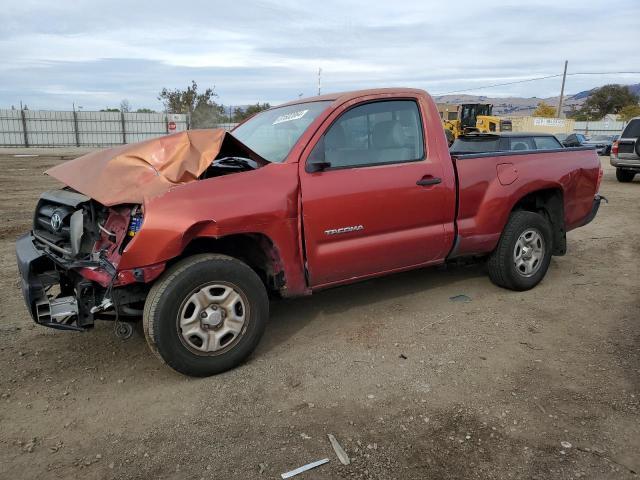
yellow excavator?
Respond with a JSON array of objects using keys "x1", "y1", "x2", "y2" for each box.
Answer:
[{"x1": 443, "y1": 104, "x2": 512, "y2": 142}]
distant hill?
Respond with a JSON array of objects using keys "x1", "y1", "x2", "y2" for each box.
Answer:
[
  {"x1": 571, "y1": 83, "x2": 640, "y2": 100},
  {"x1": 434, "y1": 83, "x2": 640, "y2": 117}
]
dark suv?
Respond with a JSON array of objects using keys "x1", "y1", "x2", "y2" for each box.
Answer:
[
  {"x1": 560, "y1": 133, "x2": 588, "y2": 148},
  {"x1": 611, "y1": 117, "x2": 640, "y2": 182}
]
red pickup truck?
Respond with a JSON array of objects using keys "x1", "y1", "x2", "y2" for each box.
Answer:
[{"x1": 16, "y1": 88, "x2": 603, "y2": 376}]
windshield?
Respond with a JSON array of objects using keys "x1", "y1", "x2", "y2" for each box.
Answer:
[{"x1": 231, "y1": 101, "x2": 332, "y2": 162}]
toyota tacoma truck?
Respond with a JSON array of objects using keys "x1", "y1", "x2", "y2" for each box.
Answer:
[{"x1": 16, "y1": 88, "x2": 604, "y2": 377}]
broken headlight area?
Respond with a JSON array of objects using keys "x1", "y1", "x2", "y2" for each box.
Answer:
[
  {"x1": 32, "y1": 188, "x2": 148, "y2": 267},
  {"x1": 23, "y1": 188, "x2": 161, "y2": 331}
]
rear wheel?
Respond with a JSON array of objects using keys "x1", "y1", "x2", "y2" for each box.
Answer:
[
  {"x1": 143, "y1": 254, "x2": 268, "y2": 377},
  {"x1": 487, "y1": 211, "x2": 553, "y2": 291},
  {"x1": 616, "y1": 168, "x2": 636, "y2": 183}
]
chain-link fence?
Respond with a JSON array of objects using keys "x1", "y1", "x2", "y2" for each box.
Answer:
[{"x1": 0, "y1": 110, "x2": 236, "y2": 148}]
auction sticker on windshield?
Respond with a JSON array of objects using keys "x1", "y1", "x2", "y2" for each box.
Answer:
[{"x1": 273, "y1": 109, "x2": 308, "y2": 125}]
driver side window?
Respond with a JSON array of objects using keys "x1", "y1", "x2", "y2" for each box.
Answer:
[{"x1": 313, "y1": 100, "x2": 424, "y2": 169}]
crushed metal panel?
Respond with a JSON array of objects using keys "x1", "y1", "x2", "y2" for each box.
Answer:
[{"x1": 45, "y1": 129, "x2": 266, "y2": 206}]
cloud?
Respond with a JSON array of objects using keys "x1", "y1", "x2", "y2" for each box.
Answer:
[{"x1": 0, "y1": 0, "x2": 638, "y2": 109}]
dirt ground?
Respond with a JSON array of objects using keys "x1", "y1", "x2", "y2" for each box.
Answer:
[{"x1": 0, "y1": 153, "x2": 638, "y2": 480}]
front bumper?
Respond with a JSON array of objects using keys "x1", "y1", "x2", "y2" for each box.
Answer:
[
  {"x1": 17, "y1": 233, "x2": 50, "y2": 320},
  {"x1": 15, "y1": 233, "x2": 87, "y2": 331}
]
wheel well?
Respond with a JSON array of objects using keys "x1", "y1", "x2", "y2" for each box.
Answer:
[
  {"x1": 174, "y1": 234, "x2": 286, "y2": 294},
  {"x1": 512, "y1": 188, "x2": 566, "y2": 255}
]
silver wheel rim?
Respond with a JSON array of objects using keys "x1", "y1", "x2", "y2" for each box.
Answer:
[
  {"x1": 513, "y1": 228, "x2": 545, "y2": 277},
  {"x1": 177, "y1": 282, "x2": 248, "y2": 356}
]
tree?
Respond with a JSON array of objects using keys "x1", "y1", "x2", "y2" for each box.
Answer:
[
  {"x1": 233, "y1": 103, "x2": 271, "y2": 122},
  {"x1": 567, "y1": 105, "x2": 596, "y2": 121},
  {"x1": 532, "y1": 101, "x2": 557, "y2": 118},
  {"x1": 136, "y1": 108, "x2": 156, "y2": 113},
  {"x1": 158, "y1": 80, "x2": 215, "y2": 114},
  {"x1": 100, "y1": 108, "x2": 120, "y2": 112},
  {"x1": 159, "y1": 80, "x2": 227, "y2": 127},
  {"x1": 619, "y1": 104, "x2": 640, "y2": 121},
  {"x1": 120, "y1": 99, "x2": 130, "y2": 113},
  {"x1": 579, "y1": 84, "x2": 639, "y2": 119},
  {"x1": 190, "y1": 102, "x2": 226, "y2": 128}
]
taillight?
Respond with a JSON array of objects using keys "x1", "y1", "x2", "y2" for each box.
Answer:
[
  {"x1": 596, "y1": 166, "x2": 603, "y2": 192},
  {"x1": 611, "y1": 141, "x2": 619, "y2": 158}
]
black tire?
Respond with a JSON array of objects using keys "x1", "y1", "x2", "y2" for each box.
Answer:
[
  {"x1": 616, "y1": 168, "x2": 636, "y2": 183},
  {"x1": 143, "y1": 254, "x2": 268, "y2": 377},
  {"x1": 487, "y1": 211, "x2": 553, "y2": 291}
]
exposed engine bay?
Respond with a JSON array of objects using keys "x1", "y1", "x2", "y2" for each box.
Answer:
[
  {"x1": 27, "y1": 188, "x2": 147, "y2": 333},
  {"x1": 200, "y1": 156, "x2": 262, "y2": 178}
]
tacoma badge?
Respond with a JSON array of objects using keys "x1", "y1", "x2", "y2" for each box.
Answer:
[{"x1": 324, "y1": 225, "x2": 364, "y2": 236}]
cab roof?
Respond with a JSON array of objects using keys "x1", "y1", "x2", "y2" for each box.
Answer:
[{"x1": 276, "y1": 88, "x2": 430, "y2": 108}]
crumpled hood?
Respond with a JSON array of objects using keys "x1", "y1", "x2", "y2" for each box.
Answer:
[{"x1": 46, "y1": 129, "x2": 265, "y2": 206}]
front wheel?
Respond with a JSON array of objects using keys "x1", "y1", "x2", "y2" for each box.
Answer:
[
  {"x1": 487, "y1": 211, "x2": 553, "y2": 291},
  {"x1": 143, "y1": 254, "x2": 268, "y2": 377},
  {"x1": 616, "y1": 168, "x2": 636, "y2": 183}
]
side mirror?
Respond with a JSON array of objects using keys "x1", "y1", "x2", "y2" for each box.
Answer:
[
  {"x1": 306, "y1": 160, "x2": 331, "y2": 173},
  {"x1": 305, "y1": 136, "x2": 331, "y2": 173}
]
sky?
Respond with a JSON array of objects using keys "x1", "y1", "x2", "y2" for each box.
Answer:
[{"x1": 1, "y1": 0, "x2": 639, "y2": 111}]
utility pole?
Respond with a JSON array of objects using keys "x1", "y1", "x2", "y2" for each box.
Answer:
[
  {"x1": 318, "y1": 67, "x2": 322, "y2": 96},
  {"x1": 557, "y1": 60, "x2": 568, "y2": 118}
]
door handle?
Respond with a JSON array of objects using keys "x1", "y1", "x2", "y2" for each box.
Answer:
[{"x1": 416, "y1": 177, "x2": 442, "y2": 186}]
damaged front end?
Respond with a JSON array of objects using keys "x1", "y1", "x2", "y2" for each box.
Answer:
[
  {"x1": 16, "y1": 188, "x2": 158, "y2": 331},
  {"x1": 16, "y1": 128, "x2": 267, "y2": 333}
]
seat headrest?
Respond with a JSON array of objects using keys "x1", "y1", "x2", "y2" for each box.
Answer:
[
  {"x1": 326, "y1": 124, "x2": 347, "y2": 149},
  {"x1": 372, "y1": 120, "x2": 406, "y2": 149}
]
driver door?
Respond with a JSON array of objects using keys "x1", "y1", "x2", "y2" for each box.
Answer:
[{"x1": 299, "y1": 98, "x2": 451, "y2": 287}]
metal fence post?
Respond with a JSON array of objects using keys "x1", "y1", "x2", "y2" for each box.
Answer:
[
  {"x1": 186, "y1": 113, "x2": 191, "y2": 130},
  {"x1": 72, "y1": 110, "x2": 80, "y2": 147},
  {"x1": 20, "y1": 109, "x2": 29, "y2": 147},
  {"x1": 165, "y1": 114, "x2": 169, "y2": 134},
  {"x1": 120, "y1": 112, "x2": 126, "y2": 144}
]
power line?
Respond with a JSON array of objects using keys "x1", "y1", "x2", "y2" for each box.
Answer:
[
  {"x1": 435, "y1": 74, "x2": 562, "y2": 95},
  {"x1": 434, "y1": 71, "x2": 640, "y2": 96}
]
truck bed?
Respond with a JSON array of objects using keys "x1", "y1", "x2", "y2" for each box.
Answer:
[{"x1": 450, "y1": 147, "x2": 601, "y2": 257}]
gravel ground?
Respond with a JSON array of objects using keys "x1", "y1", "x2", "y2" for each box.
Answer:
[{"x1": 0, "y1": 153, "x2": 638, "y2": 480}]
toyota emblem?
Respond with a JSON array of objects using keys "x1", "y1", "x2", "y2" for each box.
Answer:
[{"x1": 50, "y1": 212, "x2": 63, "y2": 232}]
